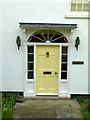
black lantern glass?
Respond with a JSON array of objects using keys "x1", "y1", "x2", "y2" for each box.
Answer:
[
  {"x1": 75, "y1": 37, "x2": 80, "y2": 50},
  {"x1": 16, "y1": 36, "x2": 21, "y2": 50}
]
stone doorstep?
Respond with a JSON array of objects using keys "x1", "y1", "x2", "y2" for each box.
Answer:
[
  {"x1": 14, "y1": 99, "x2": 83, "y2": 119},
  {"x1": 14, "y1": 109, "x2": 83, "y2": 118},
  {"x1": 56, "y1": 109, "x2": 83, "y2": 118},
  {"x1": 14, "y1": 109, "x2": 56, "y2": 118},
  {"x1": 25, "y1": 96, "x2": 71, "y2": 100}
]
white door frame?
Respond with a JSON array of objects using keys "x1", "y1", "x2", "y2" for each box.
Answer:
[{"x1": 24, "y1": 43, "x2": 69, "y2": 97}]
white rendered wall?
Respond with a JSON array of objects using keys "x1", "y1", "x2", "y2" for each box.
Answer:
[
  {"x1": 69, "y1": 19, "x2": 88, "y2": 94},
  {"x1": 0, "y1": 3, "x2": 2, "y2": 91},
  {"x1": 1, "y1": 0, "x2": 88, "y2": 95}
]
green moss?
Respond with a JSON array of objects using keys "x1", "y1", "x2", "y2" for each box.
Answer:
[
  {"x1": 2, "y1": 110, "x2": 14, "y2": 119},
  {"x1": 82, "y1": 111, "x2": 90, "y2": 120}
]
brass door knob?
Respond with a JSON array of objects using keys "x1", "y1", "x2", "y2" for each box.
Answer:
[{"x1": 55, "y1": 72, "x2": 58, "y2": 75}]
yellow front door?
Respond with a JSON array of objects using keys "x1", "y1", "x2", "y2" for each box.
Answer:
[{"x1": 36, "y1": 45, "x2": 59, "y2": 94}]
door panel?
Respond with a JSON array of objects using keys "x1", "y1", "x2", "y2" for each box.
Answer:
[{"x1": 36, "y1": 45, "x2": 59, "y2": 94}]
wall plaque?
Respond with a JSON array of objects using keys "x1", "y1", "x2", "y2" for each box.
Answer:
[{"x1": 72, "y1": 61, "x2": 84, "y2": 65}]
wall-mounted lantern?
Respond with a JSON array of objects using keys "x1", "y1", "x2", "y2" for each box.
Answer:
[
  {"x1": 75, "y1": 37, "x2": 80, "y2": 50},
  {"x1": 16, "y1": 36, "x2": 21, "y2": 50}
]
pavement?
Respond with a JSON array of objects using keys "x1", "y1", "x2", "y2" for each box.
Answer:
[{"x1": 14, "y1": 97, "x2": 83, "y2": 119}]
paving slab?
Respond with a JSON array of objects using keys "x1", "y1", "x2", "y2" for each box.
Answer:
[{"x1": 14, "y1": 98, "x2": 83, "y2": 119}]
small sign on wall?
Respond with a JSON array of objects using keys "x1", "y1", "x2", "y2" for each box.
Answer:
[{"x1": 72, "y1": 61, "x2": 84, "y2": 65}]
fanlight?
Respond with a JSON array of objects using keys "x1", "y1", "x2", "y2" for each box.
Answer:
[{"x1": 28, "y1": 30, "x2": 68, "y2": 43}]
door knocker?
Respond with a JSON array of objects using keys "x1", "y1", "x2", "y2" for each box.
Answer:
[{"x1": 46, "y1": 52, "x2": 49, "y2": 57}]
